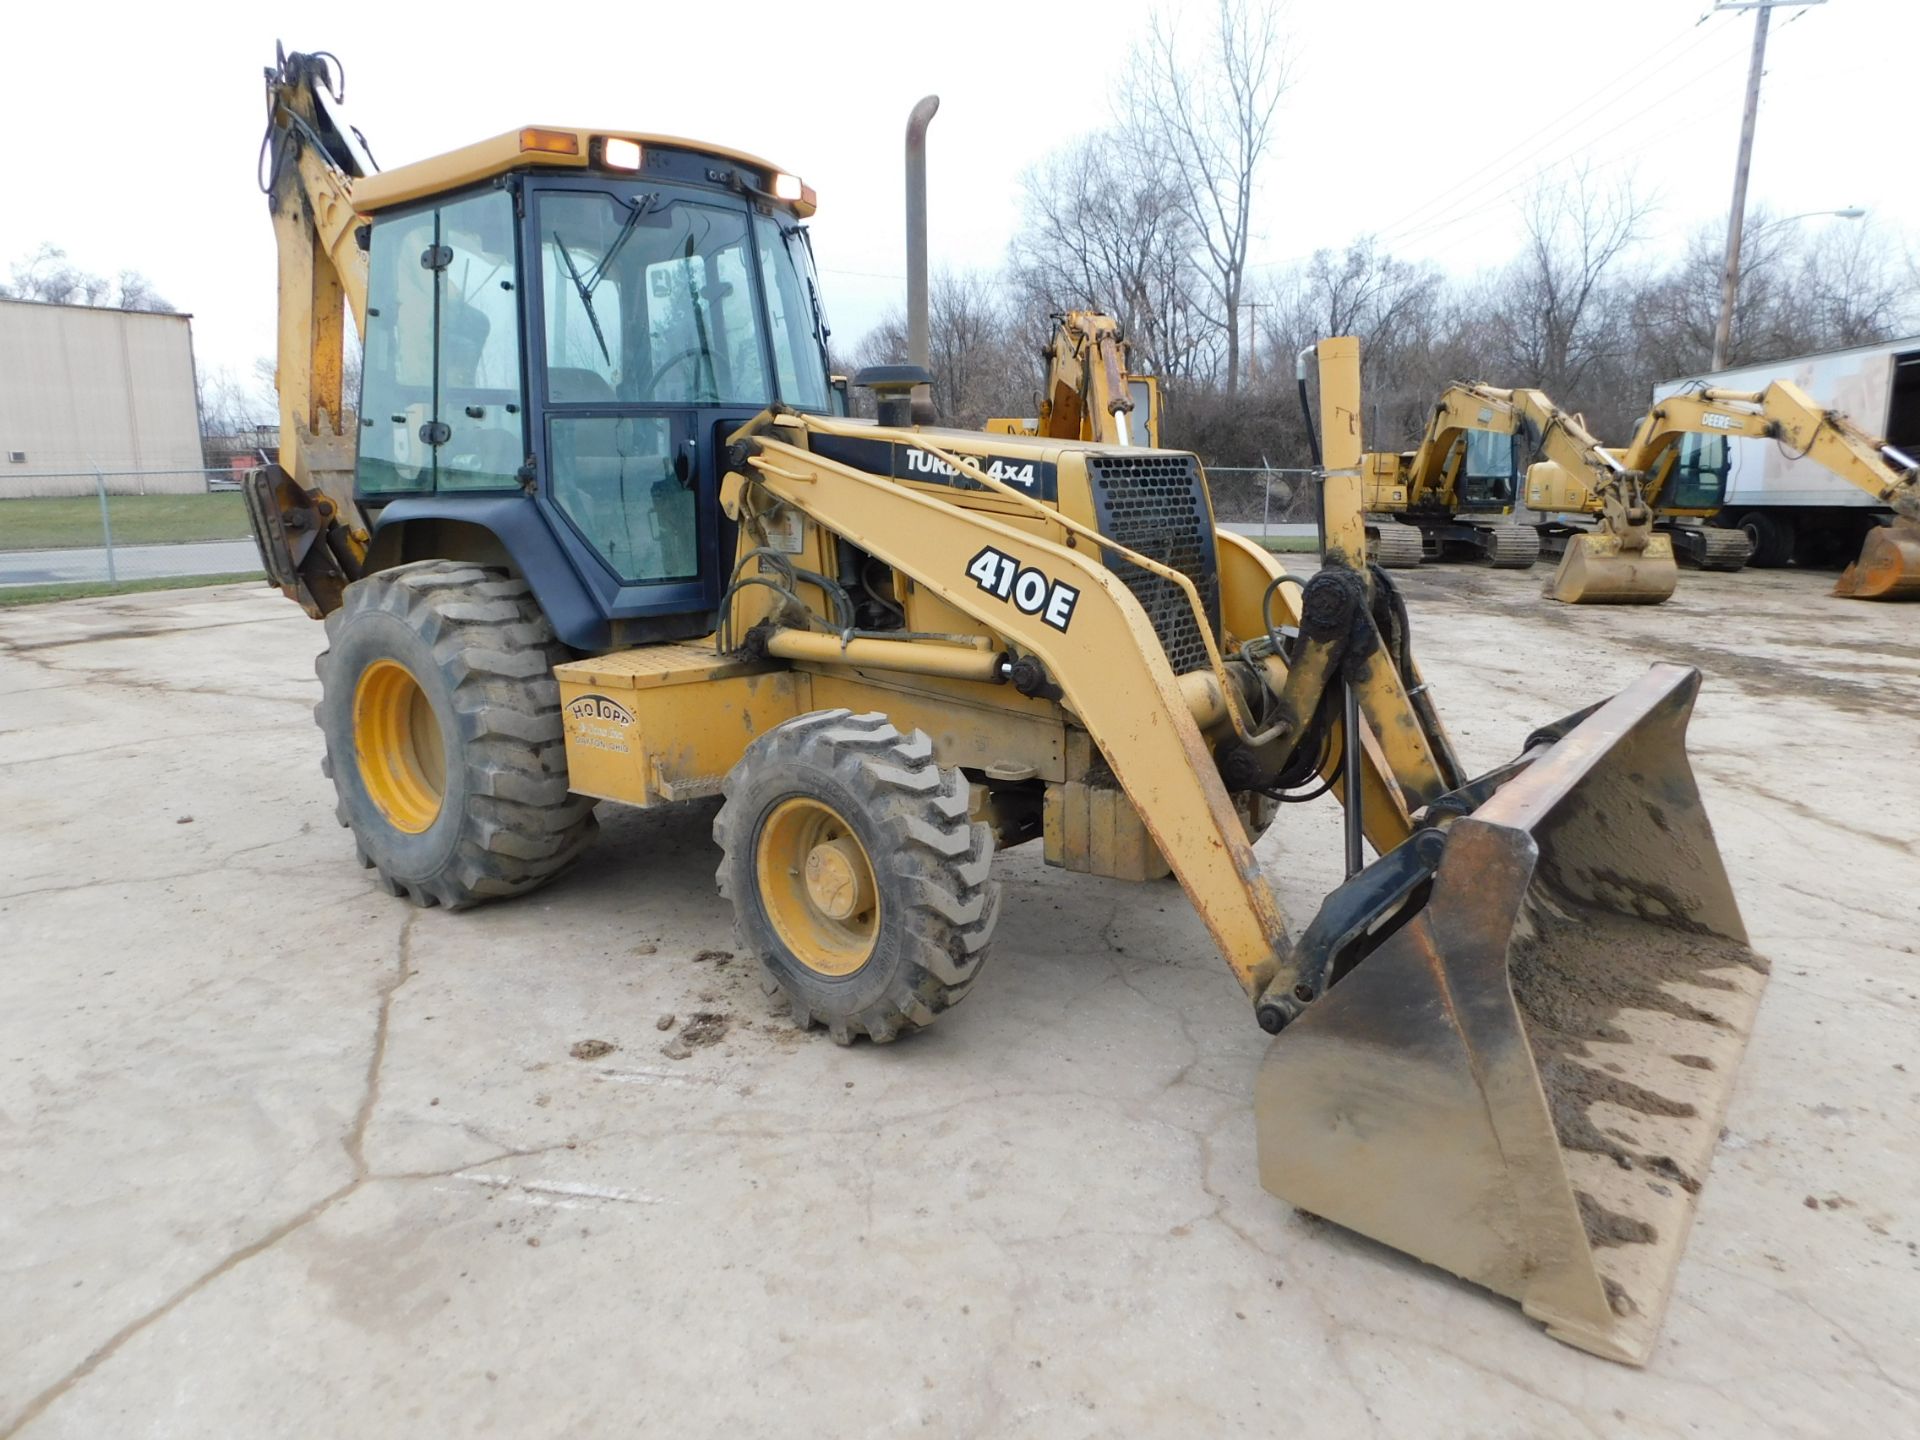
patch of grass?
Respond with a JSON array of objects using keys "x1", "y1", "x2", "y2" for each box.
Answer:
[
  {"x1": 0, "y1": 493, "x2": 248, "y2": 549},
  {"x1": 1256, "y1": 535, "x2": 1319, "y2": 553},
  {"x1": 0, "y1": 572, "x2": 262, "y2": 608}
]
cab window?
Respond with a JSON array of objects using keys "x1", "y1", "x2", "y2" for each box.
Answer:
[{"x1": 355, "y1": 189, "x2": 524, "y2": 496}]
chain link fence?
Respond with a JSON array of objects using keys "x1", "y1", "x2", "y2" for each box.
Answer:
[
  {"x1": 0, "y1": 459, "x2": 1321, "y2": 596},
  {"x1": 0, "y1": 468, "x2": 263, "y2": 593},
  {"x1": 1205, "y1": 466, "x2": 1321, "y2": 543}
]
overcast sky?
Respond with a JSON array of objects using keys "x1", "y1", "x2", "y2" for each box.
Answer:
[{"x1": 3, "y1": 0, "x2": 1910, "y2": 392}]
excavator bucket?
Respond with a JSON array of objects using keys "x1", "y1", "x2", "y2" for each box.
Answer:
[
  {"x1": 1255, "y1": 664, "x2": 1764, "y2": 1365},
  {"x1": 1832, "y1": 517, "x2": 1920, "y2": 599},
  {"x1": 1544, "y1": 531, "x2": 1678, "y2": 604}
]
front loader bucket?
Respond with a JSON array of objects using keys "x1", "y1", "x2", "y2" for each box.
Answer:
[
  {"x1": 1255, "y1": 664, "x2": 1764, "y2": 1364},
  {"x1": 1544, "y1": 531, "x2": 1678, "y2": 604},
  {"x1": 1833, "y1": 517, "x2": 1920, "y2": 599}
]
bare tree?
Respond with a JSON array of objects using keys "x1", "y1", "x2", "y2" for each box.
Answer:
[
  {"x1": 1470, "y1": 166, "x2": 1652, "y2": 431},
  {"x1": 1260, "y1": 237, "x2": 1455, "y2": 444},
  {"x1": 1009, "y1": 134, "x2": 1212, "y2": 383},
  {"x1": 1, "y1": 244, "x2": 176, "y2": 313},
  {"x1": 849, "y1": 269, "x2": 1027, "y2": 427},
  {"x1": 1127, "y1": 0, "x2": 1293, "y2": 393},
  {"x1": 198, "y1": 363, "x2": 276, "y2": 442}
]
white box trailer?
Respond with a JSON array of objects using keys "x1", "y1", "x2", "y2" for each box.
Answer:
[{"x1": 1654, "y1": 336, "x2": 1920, "y2": 566}]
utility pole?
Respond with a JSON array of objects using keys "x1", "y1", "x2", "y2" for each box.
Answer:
[
  {"x1": 1241, "y1": 301, "x2": 1266, "y2": 385},
  {"x1": 1710, "y1": 0, "x2": 1827, "y2": 372}
]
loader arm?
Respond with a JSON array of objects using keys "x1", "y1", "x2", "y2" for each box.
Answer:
[
  {"x1": 736, "y1": 421, "x2": 1294, "y2": 997},
  {"x1": 246, "y1": 49, "x2": 374, "y2": 617},
  {"x1": 726, "y1": 394, "x2": 1469, "y2": 998}
]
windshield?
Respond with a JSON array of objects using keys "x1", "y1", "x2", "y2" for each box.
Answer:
[
  {"x1": 1463, "y1": 427, "x2": 1516, "y2": 481},
  {"x1": 538, "y1": 189, "x2": 827, "y2": 410}
]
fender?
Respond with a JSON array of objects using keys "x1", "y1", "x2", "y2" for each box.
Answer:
[{"x1": 364, "y1": 496, "x2": 611, "y2": 650}]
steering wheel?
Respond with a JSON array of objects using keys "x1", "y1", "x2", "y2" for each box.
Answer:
[{"x1": 639, "y1": 347, "x2": 708, "y2": 400}]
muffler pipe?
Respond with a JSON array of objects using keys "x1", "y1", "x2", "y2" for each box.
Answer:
[{"x1": 905, "y1": 95, "x2": 939, "y2": 424}]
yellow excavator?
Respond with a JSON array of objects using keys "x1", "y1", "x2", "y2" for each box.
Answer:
[
  {"x1": 1598, "y1": 383, "x2": 1920, "y2": 600},
  {"x1": 246, "y1": 49, "x2": 1767, "y2": 1364},
  {"x1": 1361, "y1": 382, "x2": 1688, "y2": 603},
  {"x1": 986, "y1": 309, "x2": 1160, "y2": 447}
]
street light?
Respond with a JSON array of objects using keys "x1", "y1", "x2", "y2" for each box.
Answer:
[
  {"x1": 1771, "y1": 206, "x2": 1868, "y2": 226},
  {"x1": 1711, "y1": 206, "x2": 1866, "y2": 371}
]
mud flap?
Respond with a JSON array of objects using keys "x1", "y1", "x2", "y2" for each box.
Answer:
[
  {"x1": 1255, "y1": 664, "x2": 1763, "y2": 1364},
  {"x1": 1833, "y1": 517, "x2": 1920, "y2": 600},
  {"x1": 1544, "y1": 531, "x2": 1678, "y2": 604}
]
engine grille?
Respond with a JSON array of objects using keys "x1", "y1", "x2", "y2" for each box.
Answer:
[{"x1": 1085, "y1": 453, "x2": 1220, "y2": 675}]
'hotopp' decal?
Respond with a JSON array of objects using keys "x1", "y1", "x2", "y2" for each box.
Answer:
[{"x1": 966, "y1": 547, "x2": 1080, "y2": 631}]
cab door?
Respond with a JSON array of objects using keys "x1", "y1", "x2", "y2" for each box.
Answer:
[{"x1": 529, "y1": 182, "x2": 768, "y2": 622}]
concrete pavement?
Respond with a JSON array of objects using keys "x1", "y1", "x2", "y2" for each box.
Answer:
[{"x1": 1, "y1": 573, "x2": 1916, "y2": 1438}]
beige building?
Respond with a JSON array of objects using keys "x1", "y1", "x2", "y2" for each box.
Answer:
[{"x1": 0, "y1": 299, "x2": 206, "y2": 496}]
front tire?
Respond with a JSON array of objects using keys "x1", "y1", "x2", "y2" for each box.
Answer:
[
  {"x1": 315, "y1": 561, "x2": 597, "y2": 909},
  {"x1": 714, "y1": 711, "x2": 1000, "y2": 1044}
]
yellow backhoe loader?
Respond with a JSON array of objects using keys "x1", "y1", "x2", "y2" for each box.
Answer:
[
  {"x1": 1359, "y1": 382, "x2": 1687, "y2": 603},
  {"x1": 246, "y1": 49, "x2": 1767, "y2": 1364},
  {"x1": 986, "y1": 309, "x2": 1160, "y2": 447},
  {"x1": 1598, "y1": 383, "x2": 1920, "y2": 600}
]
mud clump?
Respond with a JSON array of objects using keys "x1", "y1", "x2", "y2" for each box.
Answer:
[
  {"x1": 569, "y1": 1039, "x2": 617, "y2": 1061},
  {"x1": 1578, "y1": 1192, "x2": 1658, "y2": 1249},
  {"x1": 661, "y1": 1012, "x2": 731, "y2": 1060}
]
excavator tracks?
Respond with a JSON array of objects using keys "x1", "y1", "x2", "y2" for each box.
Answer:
[
  {"x1": 1369, "y1": 521, "x2": 1426, "y2": 569},
  {"x1": 1688, "y1": 527, "x2": 1753, "y2": 572},
  {"x1": 1485, "y1": 525, "x2": 1541, "y2": 569}
]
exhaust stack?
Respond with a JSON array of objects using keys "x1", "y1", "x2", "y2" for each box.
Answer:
[{"x1": 905, "y1": 95, "x2": 939, "y2": 423}]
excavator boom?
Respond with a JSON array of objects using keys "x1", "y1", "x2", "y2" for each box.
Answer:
[
  {"x1": 1627, "y1": 383, "x2": 1920, "y2": 599},
  {"x1": 1375, "y1": 383, "x2": 1678, "y2": 602}
]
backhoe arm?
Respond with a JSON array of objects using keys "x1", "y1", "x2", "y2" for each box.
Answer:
[
  {"x1": 245, "y1": 49, "x2": 373, "y2": 617},
  {"x1": 1036, "y1": 311, "x2": 1138, "y2": 446}
]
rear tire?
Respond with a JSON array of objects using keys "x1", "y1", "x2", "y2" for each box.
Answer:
[
  {"x1": 315, "y1": 561, "x2": 597, "y2": 909},
  {"x1": 1737, "y1": 511, "x2": 1795, "y2": 568},
  {"x1": 714, "y1": 710, "x2": 1000, "y2": 1045}
]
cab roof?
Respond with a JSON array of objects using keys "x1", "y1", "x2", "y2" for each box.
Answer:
[{"x1": 352, "y1": 127, "x2": 815, "y2": 217}]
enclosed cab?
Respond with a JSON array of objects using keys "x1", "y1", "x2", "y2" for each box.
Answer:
[{"x1": 349, "y1": 126, "x2": 834, "y2": 648}]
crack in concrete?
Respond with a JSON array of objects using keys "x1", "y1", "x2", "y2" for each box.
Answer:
[
  {"x1": 2, "y1": 911, "x2": 414, "y2": 1437},
  {"x1": 0, "y1": 857, "x2": 323, "y2": 907},
  {"x1": 0, "y1": 729, "x2": 268, "y2": 770}
]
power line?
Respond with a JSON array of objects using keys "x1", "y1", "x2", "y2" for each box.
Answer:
[
  {"x1": 1382, "y1": 41, "x2": 1751, "y2": 256},
  {"x1": 1374, "y1": 10, "x2": 1739, "y2": 249}
]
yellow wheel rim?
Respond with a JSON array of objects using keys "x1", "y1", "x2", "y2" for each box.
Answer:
[
  {"x1": 754, "y1": 797, "x2": 880, "y2": 977},
  {"x1": 352, "y1": 658, "x2": 446, "y2": 834}
]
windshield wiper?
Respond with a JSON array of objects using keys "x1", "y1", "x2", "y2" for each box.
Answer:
[
  {"x1": 786, "y1": 222, "x2": 831, "y2": 351},
  {"x1": 553, "y1": 230, "x2": 611, "y2": 365}
]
